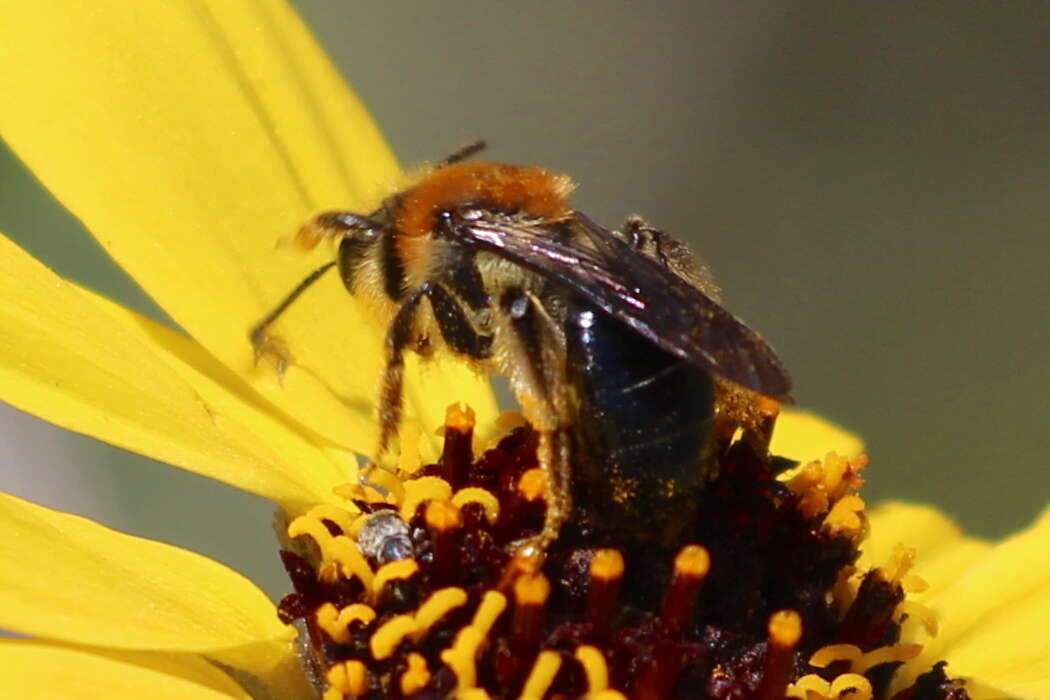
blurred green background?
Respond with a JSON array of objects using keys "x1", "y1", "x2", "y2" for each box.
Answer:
[{"x1": 1, "y1": 2, "x2": 1047, "y2": 598}]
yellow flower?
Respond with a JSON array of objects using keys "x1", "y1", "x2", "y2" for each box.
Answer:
[
  {"x1": 864, "y1": 502, "x2": 1050, "y2": 700},
  {"x1": 0, "y1": 2, "x2": 1045, "y2": 699}
]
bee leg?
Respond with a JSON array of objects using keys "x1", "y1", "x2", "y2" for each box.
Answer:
[
  {"x1": 539, "y1": 427, "x2": 573, "y2": 544},
  {"x1": 621, "y1": 215, "x2": 656, "y2": 247},
  {"x1": 369, "y1": 286, "x2": 428, "y2": 478},
  {"x1": 425, "y1": 283, "x2": 493, "y2": 360},
  {"x1": 497, "y1": 289, "x2": 572, "y2": 560},
  {"x1": 621, "y1": 216, "x2": 722, "y2": 301},
  {"x1": 369, "y1": 282, "x2": 492, "y2": 487}
]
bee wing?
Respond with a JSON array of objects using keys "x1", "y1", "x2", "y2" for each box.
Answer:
[{"x1": 449, "y1": 210, "x2": 792, "y2": 399}]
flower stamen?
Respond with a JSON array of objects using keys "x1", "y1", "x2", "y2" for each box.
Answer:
[
  {"x1": 371, "y1": 614, "x2": 419, "y2": 660},
  {"x1": 316, "y1": 602, "x2": 376, "y2": 644},
  {"x1": 441, "y1": 591, "x2": 509, "y2": 691},
  {"x1": 760, "y1": 609, "x2": 803, "y2": 700},
  {"x1": 276, "y1": 409, "x2": 974, "y2": 699},
  {"x1": 513, "y1": 573, "x2": 550, "y2": 653},
  {"x1": 372, "y1": 559, "x2": 419, "y2": 599},
  {"x1": 414, "y1": 587, "x2": 470, "y2": 641},
  {"x1": 400, "y1": 652, "x2": 432, "y2": 696},
  {"x1": 324, "y1": 660, "x2": 370, "y2": 700},
  {"x1": 586, "y1": 549, "x2": 625, "y2": 642},
  {"x1": 660, "y1": 545, "x2": 710, "y2": 638},
  {"x1": 518, "y1": 650, "x2": 562, "y2": 700}
]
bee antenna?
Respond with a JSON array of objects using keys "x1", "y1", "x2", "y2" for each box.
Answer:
[
  {"x1": 439, "y1": 140, "x2": 487, "y2": 167},
  {"x1": 248, "y1": 260, "x2": 336, "y2": 352}
]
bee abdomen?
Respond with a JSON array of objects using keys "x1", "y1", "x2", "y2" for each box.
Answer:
[{"x1": 565, "y1": 301, "x2": 715, "y2": 546}]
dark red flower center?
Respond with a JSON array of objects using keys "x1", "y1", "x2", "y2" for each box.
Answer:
[{"x1": 276, "y1": 407, "x2": 969, "y2": 700}]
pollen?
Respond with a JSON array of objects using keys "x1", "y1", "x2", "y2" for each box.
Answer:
[
  {"x1": 400, "y1": 653, "x2": 431, "y2": 696},
  {"x1": 399, "y1": 476, "x2": 454, "y2": 521},
  {"x1": 451, "y1": 487, "x2": 501, "y2": 524},
  {"x1": 518, "y1": 650, "x2": 562, "y2": 700},
  {"x1": 809, "y1": 641, "x2": 923, "y2": 675},
  {"x1": 445, "y1": 401, "x2": 476, "y2": 433},
  {"x1": 424, "y1": 498, "x2": 461, "y2": 532},
  {"x1": 760, "y1": 610, "x2": 803, "y2": 700},
  {"x1": 276, "y1": 406, "x2": 973, "y2": 699},
  {"x1": 315, "y1": 602, "x2": 375, "y2": 644},
  {"x1": 787, "y1": 673, "x2": 874, "y2": 700},
  {"x1": 326, "y1": 535, "x2": 375, "y2": 588},
  {"x1": 414, "y1": 587, "x2": 469, "y2": 639},
  {"x1": 286, "y1": 515, "x2": 375, "y2": 589},
  {"x1": 371, "y1": 614, "x2": 419, "y2": 660},
  {"x1": 784, "y1": 452, "x2": 870, "y2": 545},
  {"x1": 517, "y1": 467, "x2": 547, "y2": 501},
  {"x1": 514, "y1": 572, "x2": 550, "y2": 606},
  {"x1": 575, "y1": 646, "x2": 612, "y2": 694},
  {"x1": 371, "y1": 559, "x2": 419, "y2": 597},
  {"x1": 824, "y1": 493, "x2": 867, "y2": 535},
  {"x1": 324, "y1": 660, "x2": 369, "y2": 699},
  {"x1": 363, "y1": 467, "x2": 405, "y2": 501},
  {"x1": 768, "y1": 609, "x2": 803, "y2": 648},
  {"x1": 441, "y1": 591, "x2": 509, "y2": 690},
  {"x1": 304, "y1": 503, "x2": 358, "y2": 535}
]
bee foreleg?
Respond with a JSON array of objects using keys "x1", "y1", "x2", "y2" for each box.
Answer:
[
  {"x1": 374, "y1": 286, "x2": 428, "y2": 466},
  {"x1": 425, "y1": 283, "x2": 493, "y2": 359}
]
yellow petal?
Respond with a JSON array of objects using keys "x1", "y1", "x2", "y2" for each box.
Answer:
[
  {"x1": 0, "y1": 641, "x2": 252, "y2": 700},
  {"x1": 771, "y1": 409, "x2": 863, "y2": 461},
  {"x1": 403, "y1": 354, "x2": 499, "y2": 461},
  {"x1": 896, "y1": 506, "x2": 1050, "y2": 697},
  {"x1": 865, "y1": 502, "x2": 991, "y2": 600},
  {"x1": 0, "y1": 493, "x2": 294, "y2": 677},
  {"x1": 0, "y1": 233, "x2": 346, "y2": 508},
  {"x1": 0, "y1": 0, "x2": 496, "y2": 454}
]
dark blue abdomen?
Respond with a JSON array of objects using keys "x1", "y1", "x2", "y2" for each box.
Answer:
[{"x1": 565, "y1": 299, "x2": 716, "y2": 545}]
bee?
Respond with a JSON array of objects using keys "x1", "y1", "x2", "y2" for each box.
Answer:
[{"x1": 251, "y1": 142, "x2": 791, "y2": 556}]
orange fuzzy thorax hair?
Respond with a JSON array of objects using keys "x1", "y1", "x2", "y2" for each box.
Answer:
[{"x1": 395, "y1": 162, "x2": 575, "y2": 238}]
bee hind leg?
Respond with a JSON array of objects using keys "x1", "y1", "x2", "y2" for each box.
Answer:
[
  {"x1": 503, "y1": 427, "x2": 572, "y2": 571},
  {"x1": 537, "y1": 427, "x2": 573, "y2": 545},
  {"x1": 496, "y1": 289, "x2": 573, "y2": 564},
  {"x1": 620, "y1": 216, "x2": 722, "y2": 301}
]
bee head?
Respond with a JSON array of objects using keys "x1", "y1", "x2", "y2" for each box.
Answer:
[
  {"x1": 296, "y1": 211, "x2": 384, "y2": 247},
  {"x1": 293, "y1": 210, "x2": 389, "y2": 297}
]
